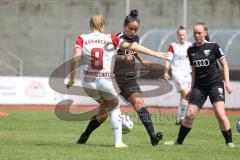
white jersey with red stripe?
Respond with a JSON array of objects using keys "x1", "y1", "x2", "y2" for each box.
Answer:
[
  {"x1": 168, "y1": 41, "x2": 192, "y2": 78},
  {"x1": 75, "y1": 32, "x2": 120, "y2": 77}
]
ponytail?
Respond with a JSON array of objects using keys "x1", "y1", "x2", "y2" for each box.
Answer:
[{"x1": 124, "y1": 9, "x2": 140, "y2": 27}]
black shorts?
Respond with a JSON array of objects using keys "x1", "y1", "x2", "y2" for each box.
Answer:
[
  {"x1": 115, "y1": 75, "x2": 142, "y2": 100},
  {"x1": 189, "y1": 83, "x2": 225, "y2": 107}
]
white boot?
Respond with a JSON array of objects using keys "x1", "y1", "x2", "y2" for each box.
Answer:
[{"x1": 108, "y1": 107, "x2": 128, "y2": 148}]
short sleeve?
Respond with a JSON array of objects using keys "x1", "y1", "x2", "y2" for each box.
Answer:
[
  {"x1": 168, "y1": 44, "x2": 174, "y2": 54},
  {"x1": 111, "y1": 34, "x2": 120, "y2": 49},
  {"x1": 187, "y1": 48, "x2": 193, "y2": 66},
  {"x1": 214, "y1": 43, "x2": 225, "y2": 60},
  {"x1": 135, "y1": 35, "x2": 139, "y2": 43},
  {"x1": 75, "y1": 36, "x2": 83, "y2": 49}
]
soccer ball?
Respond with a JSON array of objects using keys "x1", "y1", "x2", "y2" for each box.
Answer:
[
  {"x1": 236, "y1": 120, "x2": 240, "y2": 133},
  {"x1": 121, "y1": 114, "x2": 134, "y2": 134}
]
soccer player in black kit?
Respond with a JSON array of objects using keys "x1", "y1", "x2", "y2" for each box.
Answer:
[
  {"x1": 113, "y1": 9, "x2": 163, "y2": 146},
  {"x1": 165, "y1": 22, "x2": 235, "y2": 147}
]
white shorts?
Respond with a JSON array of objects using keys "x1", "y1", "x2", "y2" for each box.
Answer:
[
  {"x1": 172, "y1": 74, "x2": 191, "y2": 92},
  {"x1": 82, "y1": 77, "x2": 118, "y2": 101}
]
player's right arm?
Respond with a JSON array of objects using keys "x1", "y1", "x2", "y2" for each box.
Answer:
[
  {"x1": 67, "y1": 36, "x2": 83, "y2": 88},
  {"x1": 190, "y1": 67, "x2": 195, "y2": 88},
  {"x1": 186, "y1": 47, "x2": 195, "y2": 100},
  {"x1": 66, "y1": 47, "x2": 82, "y2": 88},
  {"x1": 186, "y1": 67, "x2": 195, "y2": 100},
  {"x1": 163, "y1": 59, "x2": 171, "y2": 81},
  {"x1": 163, "y1": 44, "x2": 174, "y2": 81}
]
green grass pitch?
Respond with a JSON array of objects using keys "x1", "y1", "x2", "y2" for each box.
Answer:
[{"x1": 0, "y1": 110, "x2": 239, "y2": 160}]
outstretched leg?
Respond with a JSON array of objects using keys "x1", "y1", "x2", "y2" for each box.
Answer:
[
  {"x1": 128, "y1": 92, "x2": 163, "y2": 146},
  {"x1": 76, "y1": 101, "x2": 108, "y2": 144}
]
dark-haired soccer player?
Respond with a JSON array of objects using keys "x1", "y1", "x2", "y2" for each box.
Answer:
[
  {"x1": 113, "y1": 9, "x2": 163, "y2": 146},
  {"x1": 72, "y1": 12, "x2": 170, "y2": 147}
]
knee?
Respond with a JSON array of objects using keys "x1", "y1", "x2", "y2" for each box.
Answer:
[
  {"x1": 132, "y1": 98, "x2": 145, "y2": 111},
  {"x1": 104, "y1": 97, "x2": 119, "y2": 108},
  {"x1": 181, "y1": 96, "x2": 188, "y2": 102},
  {"x1": 183, "y1": 111, "x2": 196, "y2": 126},
  {"x1": 97, "y1": 114, "x2": 108, "y2": 123},
  {"x1": 183, "y1": 116, "x2": 193, "y2": 126}
]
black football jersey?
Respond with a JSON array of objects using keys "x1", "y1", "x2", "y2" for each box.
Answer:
[
  {"x1": 187, "y1": 41, "x2": 225, "y2": 86},
  {"x1": 113, "y1": 32, "x2": 139, "y2": 76}
]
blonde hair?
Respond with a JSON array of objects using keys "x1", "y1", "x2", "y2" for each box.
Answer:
[{"x1": 90, "y1": 14, "x2": 105, "y2": 33}]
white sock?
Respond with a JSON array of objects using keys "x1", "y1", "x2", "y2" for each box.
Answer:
[
  {"x1": 108, "y1": 107, "x2": 122, "y2": 144},
  {"x1": 179, "y1": 99, "x2": 188, "y2": 121},
  {"x1": 177, "y1": 103, "x2": 181, "y2": 123}
]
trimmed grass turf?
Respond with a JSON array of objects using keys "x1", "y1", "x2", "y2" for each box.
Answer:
[{"x1": 0, "y1": 110, "x2": 239, "y2": 160}]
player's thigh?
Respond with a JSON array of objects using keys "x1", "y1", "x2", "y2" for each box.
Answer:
[
  {"x1": 173, "y1": 74, "x2": 191, "y2": 93},
  {"x1": 209, "y1": 83, "x2": 225, "y2": 105},
  {"x1": 82, "y1": 80, "x2": 102, "y2": 101},
  {"x1": 212, "y1": 101, "x2": 226, "y2": 120},
  {"x1": 209, "y1": 84, "x2": 225, "y2": 120},
  {"x1": 117, "y1": 79, "x2": 142, "y2": 101},
  {"x1": 97, "y1": 78, "x2": 118, "y2": 101},
  {"x1": 189, "y1": 87, "x2": 208, "y2": 108}
]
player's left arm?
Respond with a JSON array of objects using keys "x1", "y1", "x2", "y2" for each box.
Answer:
[
  {"x1": 215, "y1": 43, "x2": 232, "y2": 94},
  {"x1": 134, "y1": 53, "x2": 152, "y2": 68},
  {"x1": 219, "y1": 57, "x2": 232, "y2": 94}
]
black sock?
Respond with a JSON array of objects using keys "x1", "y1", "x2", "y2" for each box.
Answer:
[
  {"x1": 221, "y1": 129, "x2": 233, "y2": 144},
  {"x1": 137, "y1": 107, "x2": 155, "y2": 139},
  {"x1": 83, "y1": 115, "x2": 101, "y2": 137},
  {"x1": 177, "y1": 125, "x2": 191, "y2": 144}
]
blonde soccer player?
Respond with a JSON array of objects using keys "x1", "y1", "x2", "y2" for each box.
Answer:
[
  {"x1": 163, "y1": 26, "x2": 192, "y2": 125},
  {"x1": 67, "y1": 14, "x2": 170, "y2": 148}
]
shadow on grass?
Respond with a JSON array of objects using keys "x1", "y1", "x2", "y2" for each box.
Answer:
[{"x1": 35, "y1": 143, "x2": 113, "y2": 148}]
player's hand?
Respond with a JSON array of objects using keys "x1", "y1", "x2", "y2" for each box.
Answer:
[
  {"x1": 66, "y1": 80, "x2": 75, "y2": 89},
  {"x1": 124, "y1": 55, "x2": 135, "y2": 62},
  {"x1": 157, "y1": 52, "x2": 173, "y2": 60},
  {"x1": 163, "y1": 73, "x2": 170, "y2": 81},
  {"x1": 141, "y1": 61, "x2": 152, "y2": 68},
  {"x1": 225, "y1": 82, "x2": 232, "y2": 94}
]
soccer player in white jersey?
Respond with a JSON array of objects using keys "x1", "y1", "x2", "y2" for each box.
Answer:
[
  {"x1": 163, "y1": 26, "x2": 192, "y2": 125},
  {"x1": 66, "y1": 14, "x2": 170, "y2": 148}
]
